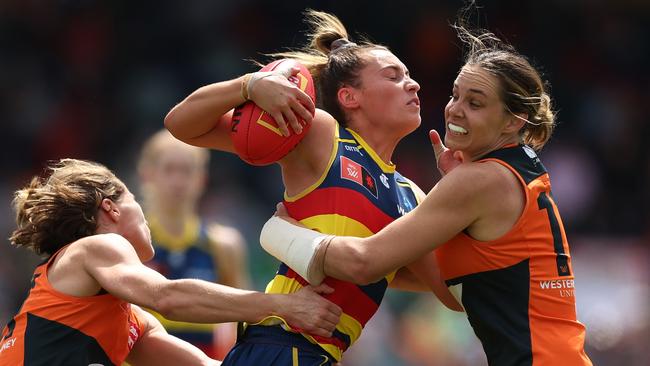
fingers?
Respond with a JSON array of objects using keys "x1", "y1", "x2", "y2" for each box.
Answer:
[
  {"x1": 310, "y1": 283, "x2": 335, "y2": 295},
  {"x1": 275, "y1": 202, "x2": 288, "y2": 216},
  {"x1": 289, "y1": 98, "x2": 313, "y2": 126},
  {"x1": 282, "y1": 107, "x2": 302, "y2": 135},
  {"x1": 270, "y1": 111, "x2": 290, "y2": 137},
  {"x1": 308, "y1": 304, "x2": 342, "y2": 337},
  {"x1": 279, "y1": 66, "x2": 301, "y2": 79},
  {"x1": 294, "y1": 89, "x2": 316, "y2": 117},
  {"x1": 429, "y1": 129, "x2": 446, "y2": 162}
]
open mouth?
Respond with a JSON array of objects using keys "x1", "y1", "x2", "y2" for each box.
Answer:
[{"x1": 447, "y1": 122, "x2": 468, "y2": 135}]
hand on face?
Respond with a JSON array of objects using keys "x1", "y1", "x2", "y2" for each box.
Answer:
[
  {"x1": 248, "y1": 67, "x2": 315, "y2": 137},
  {"x1": 430, "y1": 129, "x2": 465, "y2": 176}
]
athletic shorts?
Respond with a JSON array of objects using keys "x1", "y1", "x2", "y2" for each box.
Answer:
[{"x1": 221, "y1": 325, "x2": 334, "y2": 366}]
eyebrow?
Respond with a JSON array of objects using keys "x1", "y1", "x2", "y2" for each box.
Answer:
[
  {"x1": 380, "y1": 65, "x2": 409, "y2": 76},
  {"x1": 453, "y1": 84, "x2": 487, "y2": 97},
  {"x1": 468, "y1": 88, "x2": 487, "y2": 96}
]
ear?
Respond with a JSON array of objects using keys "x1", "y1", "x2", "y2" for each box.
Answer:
[
  {"x1": 337, "y1": 86, "x2": 360, "y2": 110},
  {"x1": 100, "y1": 198, "x2": 120, "y2": 222},
  {"x1": 504, "y1": 113, "x2": 527, "y2": 133}
]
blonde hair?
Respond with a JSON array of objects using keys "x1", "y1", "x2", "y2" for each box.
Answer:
[
  {"x1": 137, "y1": 129, "x2": 209, "y2": 175},
  {"x1": 455, "y1": 25, "x2": 556, "y2": 150},
  {"x1": 137, "y1": 129, "x2": 209, "y2": 210},
  {"x1": 10, "y1": 159, "x2": 124, "y2": 256},
  {"x1": 269, "y1": 9, "x2": 388, "y2": 126}
]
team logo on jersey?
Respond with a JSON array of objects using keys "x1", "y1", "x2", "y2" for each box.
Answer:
[
  {"x1": 340, "y1": 156, "x2": 378, "y2": 198},
  {"x1": 380, "y1": 173, "x2": 390, "y2": 188}
]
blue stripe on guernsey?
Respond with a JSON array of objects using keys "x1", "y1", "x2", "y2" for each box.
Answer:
[{"x1": 260, "y1": 123, "x2": 420, "y2": 362}]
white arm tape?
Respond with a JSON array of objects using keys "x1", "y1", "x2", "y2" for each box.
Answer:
[{"x1": 260, "y1": 216, "x2": 328, "y2": 285}]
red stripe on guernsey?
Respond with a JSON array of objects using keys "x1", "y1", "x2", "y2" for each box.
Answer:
[
  {"x1": 284, "y1": 187, "x2": 394, "y2": 232},
  {"x1": 313, "y1": 331, "x2": 350, "y2": 352},
  {"x1": 280, "y1": 266, "x2": 379, "y2": 325}
]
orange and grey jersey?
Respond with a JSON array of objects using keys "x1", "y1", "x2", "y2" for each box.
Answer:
[
  {"x1": 263, "y1": 123, "x2": 420, "y2": 361},
  {"x1": 0, "y1": 246, "x2": 144, "y2": 366},
  {"x1": 436, "y1": 145, "x2": 592, "y2": 366}
]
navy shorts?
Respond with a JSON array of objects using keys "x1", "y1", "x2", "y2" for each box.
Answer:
[{"x1": 221, "y1": 325, "x2": 335, "y2": 366}]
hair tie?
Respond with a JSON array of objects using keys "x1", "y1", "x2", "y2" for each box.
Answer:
[{"x1": 331, "y1": 38, "x2": 357, "y2": 52}]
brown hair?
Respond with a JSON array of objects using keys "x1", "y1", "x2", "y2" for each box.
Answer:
[
  {"x1": 270, "y1": 10, "x2": 389, "y2": 126},
  {"x1": 10, "y1": 159, "x2": 125, "y2": 256},
  {"x1": 455, "y1": 25, "x2": 556, "y2": 150}
]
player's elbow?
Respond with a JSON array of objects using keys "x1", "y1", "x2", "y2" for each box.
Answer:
[{"x1": 152, "y1": 280, "x2": 185, "y2": 319}]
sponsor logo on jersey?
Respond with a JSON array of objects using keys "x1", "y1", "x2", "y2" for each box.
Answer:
[
  {"x1": 0, "y1": 337, "x2": 16, "y2": 353},
  {"x1": 127, "y1": 317, "x2": 141, "y2": 350},
  {"x1": 344, "y1": 144, "x2": 364, "y2": 156},
  {"x1": 340, "y1": 156, "x2": 378, "y2": 198},
  {"x1": 539, "y1": 278, "x2": 575, "y2": 298}
]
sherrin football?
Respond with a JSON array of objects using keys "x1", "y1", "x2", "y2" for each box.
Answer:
[{"x1": 230, "y1": 59, "x2": 316, "y2": 166}]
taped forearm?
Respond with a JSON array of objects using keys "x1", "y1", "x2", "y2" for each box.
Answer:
[{"x1": 259, "y1": 216, "x2": 332, "y2": 285}]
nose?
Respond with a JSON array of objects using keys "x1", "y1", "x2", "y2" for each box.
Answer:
[
  {"x1": 406, "y1": 76, "x2": 420, "y2": 93},
  {"x1": 446, "y1": 97, "x2": 462, "y2": 117}
]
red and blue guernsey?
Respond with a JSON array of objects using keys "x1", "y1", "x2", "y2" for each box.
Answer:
[{"x1": 262, "y1": 123, "x2": 420, "y2": 361}]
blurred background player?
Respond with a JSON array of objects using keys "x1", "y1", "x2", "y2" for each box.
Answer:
[{"x1": 137, "y1": 129, "x2": 251, "y2": 360}]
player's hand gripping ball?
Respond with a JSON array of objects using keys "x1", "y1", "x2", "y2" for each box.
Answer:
[{"x1": 230, "y1": 59, "x2": 316, "y2": 165}]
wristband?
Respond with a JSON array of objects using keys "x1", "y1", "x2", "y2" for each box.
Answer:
[
  {"x1": 260, "y1": 216, "x2": 330, "y2": 285},
  {"x1": 240, "y1": 73, "x2": 253, "y2": 101}
]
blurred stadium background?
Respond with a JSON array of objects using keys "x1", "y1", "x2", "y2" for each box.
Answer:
[{"x1": 0, "y1": 1, "x2": 648, "y2": 364}]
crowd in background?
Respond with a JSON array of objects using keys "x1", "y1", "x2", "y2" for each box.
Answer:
[{"x1": 0, "y1": 1, "x2": 648, "y2": 364}]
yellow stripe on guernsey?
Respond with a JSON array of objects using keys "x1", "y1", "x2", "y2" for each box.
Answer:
[
  {"x1": 292, "y1": 347, "x2": 299, "y2": 366},
  {"x1": 347, "y1": 128, "x2": 395, "y2": 173},
  {"x1": 149, "y1": 311, "x2": 215, "y2": 332},
  {"x1": 147, "y1": 215, "x2": 200, "y2": 251}
]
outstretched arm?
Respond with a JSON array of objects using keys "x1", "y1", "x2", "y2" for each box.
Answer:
[
  {"x1": 261, "y1": 163, "x2": 493, "y2": 285},
  {"x1": 321, "y1": 166, "x2": 482, "y2": 284},
  {"x1": 83, "y1": 234, "x2": 341, "y2": 337}
]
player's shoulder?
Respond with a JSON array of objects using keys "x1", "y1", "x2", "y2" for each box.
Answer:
[
  {"x1": 206, "y1": 223, "x2": 245, "y2": 251},
  {"x1": 73, "y1": 233, "x2": 134, "y2": 259},
  {"x1": 440, "y1": 160, "x2": 520, "y2": 205}
]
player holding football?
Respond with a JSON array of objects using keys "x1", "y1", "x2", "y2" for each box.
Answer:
[{"x1": 165, "y1": 10, "x2": 459, "y2": 366}]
